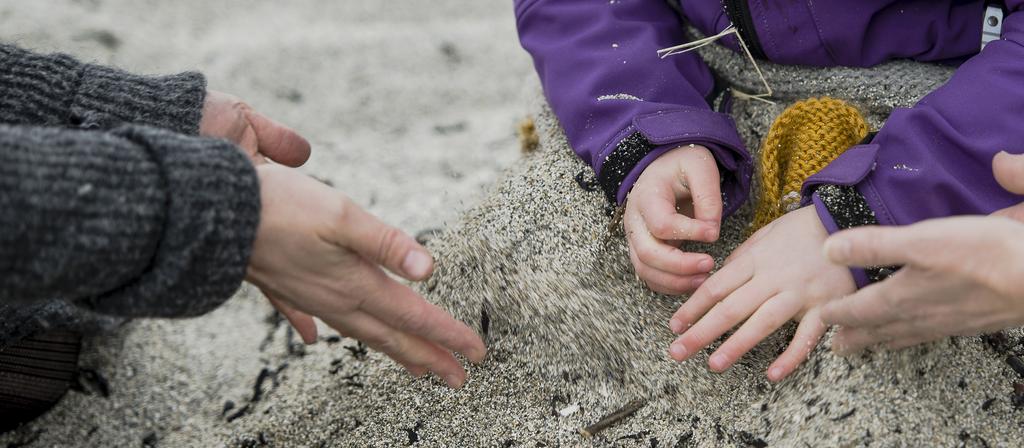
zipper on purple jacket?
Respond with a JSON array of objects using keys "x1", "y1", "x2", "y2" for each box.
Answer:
[{"x1": 721, "y1": 0, "x2": 767, "y2": 60}]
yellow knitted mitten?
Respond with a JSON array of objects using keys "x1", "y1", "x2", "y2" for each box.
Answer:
[{"x1": 750, "y1": 97, "x2": 869, "y2": 233}]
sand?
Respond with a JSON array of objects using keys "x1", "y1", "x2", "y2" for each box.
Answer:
[{"x1": 2, "y1": 1, "x2": 1024, "y2": 447}]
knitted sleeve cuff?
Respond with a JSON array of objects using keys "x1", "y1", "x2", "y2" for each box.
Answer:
[
  {"x1": 812, "y1": 184, "x2": 898, "y2": 288},
  {"x1": 72, "y1": 65, "x2": 207, "y2": 135},
  {"x1": 0, "y1": 44, "x2": 206, "y2": 134},
  {"x1": 80, "y1": 126, "x2": 260, "y2": 318},
  {"x1": 598, "y1": 106, "x2": 753, "y2": 215}
]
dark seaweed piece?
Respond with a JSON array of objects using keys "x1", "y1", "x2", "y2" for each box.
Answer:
[
  {"x1": 982, "y1": 397, "x2": 997, "y2": 411},
  {"x1": 325, "y1": 335, "x2": 342, "y2": 344},
  {"x1": 345, "y1": 342, "x2": 369, "y2": 360},
  {"x1": 674, "y1": 431, "x2": 694, "y2": 448},
  {"x1": 481, "y1": 308, "x2": 491, "y2": 337},
  {"x1": 502, "y1": 440, "x2": 517, "y2": 448},
  {"x1": 222, "y1": 400, "x2": 236, "y2": 417},
  {"x1": 574, "y1": 170, "x2": 600, "y2": 192},
  {"x1": 341, "y1": 373, "x2": 364, "y2": 388},
  {"x1": 831, "y1": 409, "x2": 856, "y2": 421},
  {"x1": 286, "y1": 327, "x2": 306, "y2": 357},
  {"x1": 737, "y1": 431, "x2": 767, "y2": 447},
  {"x1": 958, "y1": 378, "x2": 967, "y2": 389},
  {"x1": 580, "y1": 400, "x2": 646, "y2": 438},
  {"x1": 72, "y1": 368, "x2": 110, "y2": 398},
  {"x1": 434, "y1": 122, "x2": 468, "y2": 135},
  {"x1": 650, "y1": 438, "x2": 659, "y2": 448},
  {"x1": 404, "y1": 420, "x2": 424, "y2": 446},
  {"x1": 415, "y1": 228, "x2": 443, "y2": 246},
  {"x1": 329, "y1": 358, "x2": 345, "y2": 375},
  {"x1": 1006, "y1": 356, "x2": 1024, "y2": 378},
  {"x1": 983, "y1": 332, "x2": 1011, "y2": 353},
  {"x1": 615, "y1": 431, "x2": 651, "y2": 443},
  {"x1": 142, "y1": 431, "x2": 158, "y2": 447}
]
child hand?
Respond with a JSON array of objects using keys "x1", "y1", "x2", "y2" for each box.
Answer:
[
  {"x1": 623, "y1": 145, "x2": 722, "y2": 295},
  {"x1": 667, "y1": 206, "x2": 855, "y2": 382}
]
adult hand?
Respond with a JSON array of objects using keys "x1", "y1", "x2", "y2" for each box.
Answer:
[
  {"x1": 821, "y1": 151, "x2": 1024, "y2": 353},
  {"x1": 246, "y1": 165, "x2": 486, "y2": 387},
  {"x1": 623, "y1": 145, "x2": 721, "y2": 295},
  {"x1": 200, "y1": 90, "x2": 311, "y2": 167}
]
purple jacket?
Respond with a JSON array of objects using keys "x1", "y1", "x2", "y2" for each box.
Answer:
[{"x1": 516, "y1": 0, "x2": 1024, "y2": 285}]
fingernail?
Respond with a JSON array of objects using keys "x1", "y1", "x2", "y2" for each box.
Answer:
[
  {"x1": 709, "y1": 353, "x2": 728, "y2": 372},
  {"x1": 445, "y1": 374, "x2": 464, "y2": 389},
  {"x1": 469, "y1": 346, "x2": 487, "y2": 364},
  {"x1": 768, "y1": 367, "x2": 784, "y2": 382},
  {"x1": 698, "y1": 258, "x2": 714, "y2": 272},
  {"x1": 402, "y1": 250, "x2": 433, "y2": 279},
  {"x1": 824, "y1": 238, "x2": 850, "y2": 261},
  {"x1": 669, "y1": 318, "x2": 684, "y2": 334},
  {"x1": 669, "y1": 343, "x2": 687, "y2": 361}
]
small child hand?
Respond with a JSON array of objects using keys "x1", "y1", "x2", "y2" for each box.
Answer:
[
  {"x1": 623, "y1": 145, "x2": 722, "y2": 295},
  {"x1": 667, "y1": 206, "x2": 855, "y2": 382}
]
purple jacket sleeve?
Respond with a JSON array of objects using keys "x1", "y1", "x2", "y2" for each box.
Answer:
[
  {"x1": 802, "y1": 2, "x2": 1024, "y2": 286},
  {"x1": 515, "y1": 0, "x2": 752, "y2": 211}
]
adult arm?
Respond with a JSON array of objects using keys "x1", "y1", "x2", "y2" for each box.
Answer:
[
  {"x1": 0, "y1": 124, "x2": 259, "y2": 318},
  {"x1": 0, "y1": 44, "x2": 206, "y2": 133}
]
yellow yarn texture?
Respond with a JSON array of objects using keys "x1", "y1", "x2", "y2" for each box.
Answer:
[{"x1": 750, "y1": 97, "x2": 868, "y2": 233}]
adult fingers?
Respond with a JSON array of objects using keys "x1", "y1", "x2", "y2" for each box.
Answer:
[
  {"x1": 830, "y1": 325, "x2": 896, "y2": 355},
  {"x1": 708, "y1": 293, "x2": 802, "y2": 372},
  {"x1": 670, "y1": 258, "x2": 753, "y2": 333},
  {"x1": 246, "y1": 109, "x2": 312, "y2": 168},
  {"x1": 330, "y1": 199, "x2": 435, "y2": 281},
  {"x1": 669, "y1": 281, "x2": 765, "y2": 362},
  {"x1": 629, "y1": 247, "x2": 708, "y2": 295},
  {"x1": 355, "y1": 264, "x2": 486, "y2": 364},
  {"x1": 993, "y1": 151, "x2": 1024, "y2": 195},
  {"x1": 994, "y1": 203, "x2": 1024, "y2": 222},
  {"x1": 329, "y1": 310, "x2": 468, "y2": 388},
  {"x1": 819, "y1": 281, "x2": 900, "y2": 328},
  {"x1": 626, "y1": 211, "x2": 715, "y2": 276},
  {"x1": 635, "y1": 190, "x2": 718, "y2": 243},
  {"x1": 823, "y1": 226, "x2": 923, "y2": 268},
  {"x1": 767, "y1": 307, "x2": 827, "y2": 382},
  {"x1": 266, "y1": 293, "x2": 319, "y2": 344}
]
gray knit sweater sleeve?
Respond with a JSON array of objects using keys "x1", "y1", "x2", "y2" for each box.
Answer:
[
  {"x1": 0, "y1": 44, "x2": 206, "y2": 133},
  {"x1": 0, "y1": 124, "x2": 260, "y2": 318}
]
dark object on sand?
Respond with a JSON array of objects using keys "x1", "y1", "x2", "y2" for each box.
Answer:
[
  {"x1": 1006, "y1": 356, "x2": 1024, "y2": 378},
  {"x1": 580, "y1": 400, "x2": 646, "y2": 438},
  {"x1": 0, "y1": 330, "x2": 81, "y2": 433}
]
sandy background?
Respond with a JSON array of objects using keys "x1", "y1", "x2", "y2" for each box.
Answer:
[
  {"x1": 0, "y1": 0, "x2": 535, "y2": 446},
  {"x1": 4, "y1": 1, "x2": 1024, "y2": 447}
]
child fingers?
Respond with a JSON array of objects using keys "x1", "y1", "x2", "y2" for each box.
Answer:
[
  {"x1": 629, "y1": 247, "x2": 708, "y2": 294},
  {"x1": 994, "y1": 151, "x2": 1024, "y2": 195},
  {"x1": 707, "y1": 293, "x2": 802, "y2": 373},
  {"x1": 677, "y1": 149, "x2": 724, "y2": 226},
  {"x1": 636, "y1": 192, "x2": 719, "y2": 242},
  {"x1": 670, "y1": 258, "x2": 753, "y2": 333},
  {"x1": 767, "y1": 307, "x2": 827, "y2": 382},
  {"x1": 669, "y1": 281, "x2": 764, "y2": 362},
  {"x1": 627, "y1": 216, "x2": 715, "y2": 276}
]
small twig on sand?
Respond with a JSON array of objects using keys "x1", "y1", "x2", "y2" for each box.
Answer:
[{"x1": 580, "y1": 400, "x2": 646, "y2": 438}]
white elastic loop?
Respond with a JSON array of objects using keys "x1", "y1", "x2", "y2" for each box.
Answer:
[{"x1": 657, "y1": 25, "x2": 776, "y2": 105}]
